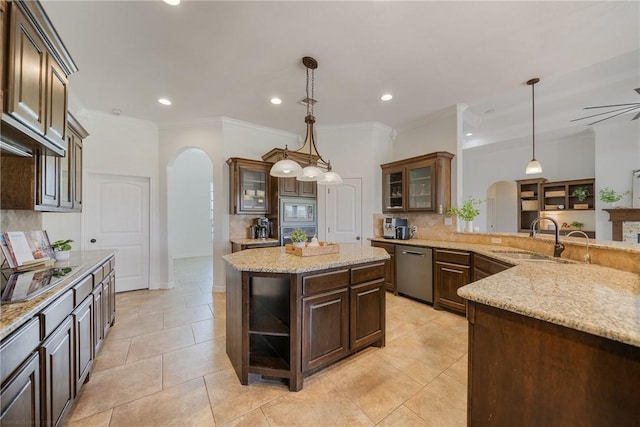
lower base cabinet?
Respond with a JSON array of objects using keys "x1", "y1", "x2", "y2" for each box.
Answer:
[
  {"x1": 0, "y1": 353, "x2": 40, "y2": 426},
  {"x1": 0, "y1": 254, "x2": 116, "y2": 427},
  {"x1": 434, "y1": 249, "x2": 471, "y2": 315}
]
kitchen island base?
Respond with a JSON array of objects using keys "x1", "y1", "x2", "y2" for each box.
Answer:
[
  {"x1": 225, "y1": 259, "x2": 386, "y2": 391},
  {"x1": 467, "y1": 302, "x2": 640, "y2": 426}
]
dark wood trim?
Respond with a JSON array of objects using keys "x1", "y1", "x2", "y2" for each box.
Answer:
[{"x1": 604, "y1": 208, "x2": 640, "y2": 241}]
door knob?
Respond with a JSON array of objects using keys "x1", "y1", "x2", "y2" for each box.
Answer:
[
  {"x1": 90, "y1": 239, "x2": 97, "y2": 243},
  {"x1": 356, "y1": 236, "x2": 361, "y2": 240}
]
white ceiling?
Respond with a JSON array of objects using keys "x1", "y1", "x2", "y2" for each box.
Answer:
[{"x1": 42, "y1": 1, "x2": 640, "y2": 147}]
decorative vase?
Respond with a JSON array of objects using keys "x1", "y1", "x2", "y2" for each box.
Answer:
[
  {"x1": 293, "y1": 241, "x2": 306, "y2": 248},
  {"x1": 55, "y1": 250, "x2": 70, "y2": 262},
  {"x1": 465, "y1": 220, "x2": 474, "y2": 233}
]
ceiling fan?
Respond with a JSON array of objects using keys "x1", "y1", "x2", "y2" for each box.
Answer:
[{"x1": 570, "y1": 88, "x2": 640, "y2": 125}]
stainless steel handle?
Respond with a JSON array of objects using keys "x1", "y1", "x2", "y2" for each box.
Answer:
[{"x1": 402, "y1": 250, "x2": 425, "y2": 256}]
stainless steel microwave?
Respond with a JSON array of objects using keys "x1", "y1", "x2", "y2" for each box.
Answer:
[{"x1": 280, "y1": 198, "x2": 317, "y2": 226}]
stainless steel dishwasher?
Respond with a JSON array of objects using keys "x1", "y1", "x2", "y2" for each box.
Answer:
[{"x1": 396, "y1": 245, "x2": 433, "y2": 303}]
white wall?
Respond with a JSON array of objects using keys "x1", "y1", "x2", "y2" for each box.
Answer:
[
  {"x1": 314, "y1": 122, "x2": 394, "y2": 241},
  {"x1": 463, "y1": 131, "x2": 595, "y2": 232},
  {"x1": 594, "y1": 119, "x2": 640, "y2": 239},
  {"x1": 170, "y1": 149, "x2": 213, "y2": 258}
]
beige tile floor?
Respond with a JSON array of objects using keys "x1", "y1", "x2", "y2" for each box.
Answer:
[{"x1": 64, "y1": 256, "x2": 468, "y2": 427}]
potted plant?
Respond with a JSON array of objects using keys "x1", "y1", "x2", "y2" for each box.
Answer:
[
  {"x1": 446, "y1": 198, "x2": 483, "y2": 232},
  {"x1": 571, "y1": 186, "x2": 590, "y2": 202},
  {"x1": 599, "y1": 187, "x2": 630, "y2": 207},
  {"x1": 51, "y1": 239, "x2": 73, "y2": 262},
  {"x1": 290, "y1": 229, "x2": 307, "y2": 248},
  {"x1": 570, "y1": 221, "x2": 584, "y2": 230}
]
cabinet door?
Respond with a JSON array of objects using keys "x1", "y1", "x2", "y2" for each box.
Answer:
[
  {"x1": 350, "y1": 280, "x2": 385, "y2": 351},
  {"x1": 382, "y1": 166, "x2": 405, "y2": 212},
  {"x1": 92, "y1": 284, "x2": 104, "y2": 354},
  {"x1": 434, "y1": 261, "x2": 470, "y2": 315},
  {"x1": 72, "y1": 137, "x2": 83, "y2": 209},
  {"x1": 407, "y1": 160, "x2": 434, "y2": 211},
  {"x1": 59, "y1": 136, "x2": 73, "y2": 209},
  {"x1": 102, "y1": 277, "x2": 112, "y2": 337},
  {"x1": 298, "y1": 181, "x2": 317, "y2": 198},
  {"x1": 238, "y1": 165, "x2": 269, "y2": 214},
  {"x1": 0, "y1": 353, "x2": 40, "y2": 427},
  {"x1": 40, "y1": 315, "x2": 75, "y2": 427},
  {"x1": 73, "y1": 296, "x2": 93, "y2": 391},
  {"x1": 44, "y1": 56, "x2": 67, "y2": 147},
  {"x1": 279, "y1": 177, "x2": 298, "y2": 197},
  {"x1": 38, "y1": 153, "x2": 59, "y2": 208},
  {"x1": 7, "y1": 5, "x2": 46, "y2": 134},
  {"x1": 302, "y1": 288, "x2": 349, "y2": 372}
]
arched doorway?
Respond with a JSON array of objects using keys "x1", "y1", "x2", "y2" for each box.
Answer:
[{"x1": 168, "y1": 148, "x2": 214, "y2": 286}]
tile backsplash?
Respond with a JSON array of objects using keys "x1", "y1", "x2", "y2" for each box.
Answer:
[
  {"x1": 0, "y1": 210, "x2": 42, "y2": 232},
  {"x1": 373, "y1": 212, "x2": 456, "y2": 240}
]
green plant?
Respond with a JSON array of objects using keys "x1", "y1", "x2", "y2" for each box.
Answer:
[
  {"x1": 599, "y1": 187, "x2": 630, "y2": 204},
  {"x1": 51, "y1": 239, "x2": 73, "y2": 251},
  {"x1": 446, "y1": 198, "x2": 483, "y2": 221},
  {"x1": 570, "y1": 221, "x2": 584, "y2": 230},
  {"x1": 290, "y1": 229, "x2": 307, "y2": 243},
  {"x1": 571, "y1": 186, "x2": 590, "y2": 202}
]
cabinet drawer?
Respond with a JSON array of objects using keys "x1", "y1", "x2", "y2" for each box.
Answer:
[
  {"x1": 474, "y1": 254, "x2": 513, "y2": 276},
  {"x1": 0, "y1": 317, "x2": 41, "y2": 385},
  {"x1": 435, "y1": 249, "x2": 471, "y2": 265},
  {"x1": 39, "y1": 290, "x2": 73, "y2": 339},
  {"x1": 303, "y1": 269, "x2": 349, "y2": 296},
  {"x1": 351, "y1": 263, "x2": 385, "y2": 285},
  {"x1": 372, "y1": 242, "x2": 395, "y2": 254},
  {"x1": 73, "y1": 275, "x2": 93, "y2": 306},
  {"x1": 92, "y1": 266, "x2": 104, "y2": 286}
]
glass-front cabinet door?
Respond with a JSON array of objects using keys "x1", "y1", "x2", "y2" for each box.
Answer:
[
  {"x1": 407, "y1": 161, "x2": 434, "y2": 211},
  {"x1": 382, "y1": 167, "x2": 406, "y2": 211},
  {"x1": 239, "y1": 167, "x2": 267, "y2": 212}
]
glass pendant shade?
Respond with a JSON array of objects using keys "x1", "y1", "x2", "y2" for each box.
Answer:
[
  {"x1": 317, "y1": 171, "x2": 343, "y2": 185},
  {"x1": 525, "y1": 159, "x2": 543, "y2": 174},
  {"x1": 270, "y1": 159, "x2": 303, "y2": 177},
  {"x1": 297, "y1": 165, "x2": 325, "y2": 181}
]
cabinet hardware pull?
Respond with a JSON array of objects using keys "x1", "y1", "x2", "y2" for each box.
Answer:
[{"x1": 402, "y1": 251, "x2": 425, "y2": 256}]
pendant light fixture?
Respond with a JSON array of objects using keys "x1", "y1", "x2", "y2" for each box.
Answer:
[
  {"x1": 525, "y1": 77, "x2": 543, "y2": 174},
  {"x1": 269, "y1": 57, "x2": 342, "y2": 185}
]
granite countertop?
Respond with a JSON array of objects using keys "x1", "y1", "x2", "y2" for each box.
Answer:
[
  {"x1": 223, "y1": 244, "x2": 389, "y2": 274},
  {"x1": 370, "y1": 237, "x2": 640, "y2": 348},
  {"x1": 230, "y1": 238, "x2": 280, "y2": 245},
  {"x1": 1, "y1": 250, "x2": 116, "y2": 341}
]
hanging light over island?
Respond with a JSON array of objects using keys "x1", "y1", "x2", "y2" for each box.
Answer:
[{"x1": 270, "y1": 57, "x2": 343, "y2": 185}]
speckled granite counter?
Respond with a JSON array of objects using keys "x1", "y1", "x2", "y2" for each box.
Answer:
[
  {"x1": 1, "y1": 250, "x2": 116, "y2": 341},
  {"x1": 223, "y1": 244, "x2": 389, "y2": 273},
  {"x1": 370, "y1": 236, "x2": 640, "y2": 348},
  {"x1": 229, "y1": 238, "x2": 280, "y2": 246}
]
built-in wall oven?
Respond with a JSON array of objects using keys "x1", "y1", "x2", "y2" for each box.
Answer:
[{"x1": 279, "y1": 198, "x2": 317, "y2": 245}]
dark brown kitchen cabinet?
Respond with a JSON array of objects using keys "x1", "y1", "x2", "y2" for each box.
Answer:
[
  {"x1": 349, "y1": 278, "x2": 385, "y2": 351},
  {"x1": 0, "y1": 112, "x2": 87, "y2": 212},
  {"x1": 227, "y1": 157, "x2": 271, "y2": 214},
  {"x1": 370, "y1": 241, "x2": 396, "y2": 294},
  {"x1": 40, "y1": 315, "x2": 75, "y2": 427},
  {"x1": 381, "y1": 152, "x2": 454, "y2": 214},
  {"x1": 278, "y1": 177, "x2": 317, "y2": 198},
  {"x1": 434, "y1": 249, "x2": 471, "y2": 316},
  {"x1": 72, "y1": 296, "x2": 93, "y2": 392},
  {"x1": 0, "y1": 352, "x2": 40, "y2": 427},
  {"x1": 91, "y1": 283, "x2": 104, "y2": 355},
  {"x1": 473, "y1": 253, "x2": 513, "y2": 281}
]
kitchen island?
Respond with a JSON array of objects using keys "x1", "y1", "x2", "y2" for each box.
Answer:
[
  {"x1": 458, "y1": 262, "x2": 640, "y2": 426},
  {"x1": 222, "y1": 245, "x2": 389, "y2": 391}
]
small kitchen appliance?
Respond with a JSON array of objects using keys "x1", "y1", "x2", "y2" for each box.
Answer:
[
  {"x1": 383, "y1": 217, "x2": 409, "y2": 239},
  {"x1": 395, "y1": 225, "x2": 411, "y2": 240},
  {"x1": 254, "y1": 217, "x2": 271, "y2": 239}
]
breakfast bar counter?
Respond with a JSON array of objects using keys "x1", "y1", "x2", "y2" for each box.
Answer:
[{"x1": 223, "y1": 245, "x2": 389, "y2": 391}]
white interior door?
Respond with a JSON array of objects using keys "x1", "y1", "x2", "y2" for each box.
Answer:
[
  {"x1": 85, "y1": 173, "x2": 150, "y2": 292},
  {"x1": 325, "y1": 178, "x2": 362, "y2": 245}
]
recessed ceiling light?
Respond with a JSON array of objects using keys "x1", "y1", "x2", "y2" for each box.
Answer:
[
  {"x1": 380, "y1": 94, "x2": 393, "y2": 101},
  {"x1": 158, "y1": 98, "x2": 172, "y2": 106},
  {"x1": 270, "y1": 97, "x2": 282, "y2": 105},
  {"x1": 111, "y1": 108, "x2": 122, "y2": 116},
  {"x1": 465, "y1": 132, "x2": 473, "y2": 136},
  {"x1": 163, "y1": 0, "x2": 180, "y2": 6}
]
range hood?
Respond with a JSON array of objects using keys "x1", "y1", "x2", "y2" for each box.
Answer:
[{"x1": 1, "y1": 113, "x2": 66, "y2": 157}]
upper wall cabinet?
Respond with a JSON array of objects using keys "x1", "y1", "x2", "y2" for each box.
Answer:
[
  {"x1": 380, "y1": 152, "x2": 454, "y2": 214},
  {"x1": 227, "y1": 158, "x2": 272, "y2": 215},
  {"x1": 2, "y1": 0, "x2": 77, "y2": 156}
]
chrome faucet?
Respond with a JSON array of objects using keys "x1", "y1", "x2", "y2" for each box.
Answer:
[
  {"x1": 530, "y1": 217, "x2": 565, "y2": 258},
  {"x1": 566, "y1": 230, "x2": 591, "y2": 263}
]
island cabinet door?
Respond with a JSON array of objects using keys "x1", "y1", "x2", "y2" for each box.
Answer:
[
  {"x1": 302, "y1": 288, "x2": 349, "y2": 372},
  {"x1": 350, "y1": 280, "x2": 385, "y2": 351}
]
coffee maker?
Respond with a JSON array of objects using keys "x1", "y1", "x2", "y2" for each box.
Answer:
[{"x1": 253, "y1": 217, "x2": 271, "y2": 239}]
